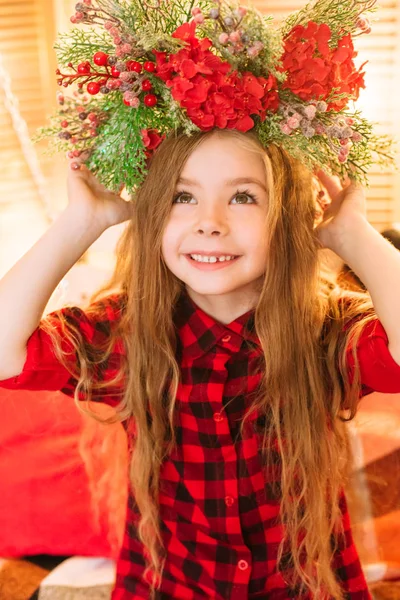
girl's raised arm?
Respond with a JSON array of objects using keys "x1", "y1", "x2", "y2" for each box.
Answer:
[{"x1": 0, "y1": 161, "x2": 131, "y2": 380}]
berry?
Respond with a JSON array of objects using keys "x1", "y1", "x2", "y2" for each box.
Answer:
[
  {"x1": 61, "y1": 120, "x2": 69, "y2": 128},
  {"x1": 100, "y1": 86, "x2": 110, "y2": 94},
  {"x1": 144, "y1": 94, "x2": 157, "y2": 107},
  {"x1": 126, "y1": 60, "x2": 142, "y2": 73},
  {"x1": 141, "y1": 79, "x2": 152, "y2": 91},
  {"x1": 89, "y1": 129, "x2": 97, "y2": 137},
  {"x1": 143, "y1": 61, "x2": 156, "y2": 73},
  {"x1": 79, "y1": 112, "x2": 88, "y2": 120},
  {"x1": 93, "y1": 51, "x2": 108, "y2": 66},
  {"x1": 229, "y1": 31, "x2": 241, "y2": 42},
  {"x1": 88, "y1": 112, "x2": 97, "y2": 121},
  {"x1": 111, "y1": 65, "x2": 121, "y2": 77},
  {"x1": 77, "y1": 61, "x2": 91, "y2": 74},
  {"x1": 87, "y1": 81, "x2": 100, "y2": 95}
]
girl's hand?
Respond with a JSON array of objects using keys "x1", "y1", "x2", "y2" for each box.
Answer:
[
  {"x1": 314, "y1": 170, "x2": 368, "y2": 252},
  {"x1": 66, "y1": 154, "x2": 132, "y2": 231}
]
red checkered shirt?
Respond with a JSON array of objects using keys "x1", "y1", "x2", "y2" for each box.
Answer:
[{"x1": 2, "y1": 288, "x2": 400, "y2": 599}]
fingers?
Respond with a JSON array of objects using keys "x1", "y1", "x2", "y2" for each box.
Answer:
[
  {"x1": 67, "y1": 150, "x2": 91, "y2": 171},
  {"x1": 315, "y1": 169, "x2": 342, "y2": 200}
]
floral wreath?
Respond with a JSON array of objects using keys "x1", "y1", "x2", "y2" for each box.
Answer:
[{"x1": 37, "y1": 0, "x2": 396, "y2": 195}]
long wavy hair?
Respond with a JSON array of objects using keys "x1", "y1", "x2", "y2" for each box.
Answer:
[{"x1": 43, "y1": 129, "x2": 376, "y2": 599}]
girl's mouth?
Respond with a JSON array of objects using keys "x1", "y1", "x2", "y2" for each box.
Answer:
[{"x1": 185, "y1": 255, "x2": 241, "y2": 271}]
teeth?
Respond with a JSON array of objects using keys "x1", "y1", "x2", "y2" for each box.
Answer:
[{"x1": 190, "y1": 254, "x2": 236, "y2": 263}]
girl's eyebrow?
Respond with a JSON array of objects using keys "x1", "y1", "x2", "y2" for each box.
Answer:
[{"x1": 177, "y1": 176, "x2": 267, "y2": 192}]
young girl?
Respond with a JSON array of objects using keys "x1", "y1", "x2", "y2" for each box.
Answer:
[
  {"x1": 2, "y1": 0, "x2": 400, "y2": 597},
  {"x1": 1, "y1": 128, "x2": 400, "y2": 600}
]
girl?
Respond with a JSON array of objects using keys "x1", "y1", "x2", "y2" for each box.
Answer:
[{"x1": 1, "y1": 127, "x2": 400, "y2": 600}]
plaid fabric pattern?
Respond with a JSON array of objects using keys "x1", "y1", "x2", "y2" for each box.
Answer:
[{"x1": 2, "y1": 289, "x2": 400, "y2": 599}]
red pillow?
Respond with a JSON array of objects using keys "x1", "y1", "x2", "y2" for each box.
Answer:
[{"x1": 0, "y1": 387, "x2": 128, "y2": 558}]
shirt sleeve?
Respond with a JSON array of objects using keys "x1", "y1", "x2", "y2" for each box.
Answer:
[
  {"x1": 346, "y1": 318, "x2": 400, "y2": 395},
  {"x1": 0, "y1": 295, "x2": 125, "y2": 403}
]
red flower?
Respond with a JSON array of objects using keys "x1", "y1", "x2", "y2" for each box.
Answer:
[
  {"x1": 281, "y1": 21, "x2": 365, "y2": 110},
  {"x1": 153, "y1": 21, "x2": 279, "y2": 132},
  {"x1": 141, "y1": 128, "x2": 165, "y2": 158}
]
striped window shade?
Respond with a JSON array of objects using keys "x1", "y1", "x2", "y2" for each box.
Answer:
[
  {"x1": 0, "y1": 0, "x2": 58, "y2": 212},
  {"x1": 0, "y1": 0, "x2": 399, "y2": 234}
]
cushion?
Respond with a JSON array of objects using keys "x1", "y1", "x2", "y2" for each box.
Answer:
[{"x1": 0, "y1": 387, "x2": 127, "y2": 558}]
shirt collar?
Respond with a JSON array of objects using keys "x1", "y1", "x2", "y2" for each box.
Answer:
[{"x1": 174, "y1": 288, "x2": 262, "y2": 360}]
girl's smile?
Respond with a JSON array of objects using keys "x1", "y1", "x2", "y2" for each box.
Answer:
[{"x1": 184, "y1": 254, "x2": 241, "y2": 270}]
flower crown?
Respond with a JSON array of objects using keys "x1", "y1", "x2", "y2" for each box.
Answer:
[{"x1": 37, "y1": 0, "x2": 395, "y2": 194}]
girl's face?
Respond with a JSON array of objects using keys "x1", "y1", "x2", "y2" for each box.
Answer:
[{"x1": 161, "y1": 134, "x2": 269, "y2": 323}]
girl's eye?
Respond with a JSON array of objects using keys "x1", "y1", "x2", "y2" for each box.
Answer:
[
  {"x1": 173, "y1": 190, "x2": 258, "y2": 204},
  {"x1": 231, "y1": 192, "x2": 257, "y2": 204},
  {"x1": 173, "y1": 192, "x2": 194, "y2": 204}
]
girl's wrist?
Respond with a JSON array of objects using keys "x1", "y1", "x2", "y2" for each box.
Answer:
[
  {"x1": 60, "y1": 203, "x2": 109, "y2": 240},
  {"x1": 326, "y1": 214, "x2": 374, "y2": 261}
]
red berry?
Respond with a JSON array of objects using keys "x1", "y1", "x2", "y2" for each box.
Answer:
[
  {"x1": 88, "y1": 112, "x2": 97, "y2": 121},
  {"x1": 141, "y1": 79, "x2": 152, "y2": 91},
  {"x1": 144, "y1": 94, "x2": 157, "y2": 107},
  {"x1": 93, "y1": 51, "x2": 108, "y2": 66},
  {"x1": 143, "y1": 61, "x2": 156, "y2": 73},
  {"x1": 87, "y1": 81, "x2": 100, "y2": 95},
  {"x1": 89, "y1": 129, "x2": 97, "y2": 137},
  {"x1": 126, "y1": 60, "x2": 142, "y2": 73},
  {"x1": 98, "y1": 78, "x2": 108, "y2": 86},
  {"x1": 73, "y1": 150, "x2": 81, "y2": 157},
  {"x1": 61, "y1": 120, "x2": 69, "y2": 128},
  {"x1": 111, "y1": 66, "x2": 120, "y2": 77},
  {"x1": 77, "y1": 61, "x2": 91, "y2": 74}
]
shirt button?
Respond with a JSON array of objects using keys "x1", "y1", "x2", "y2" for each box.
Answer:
[
  {"x1": 225, "y1": 496, "x2": 235, "y2": 507},
  {"x1": 221, "y1": 334, "x2": 231, "y2": 343},
  {"x1": 238, "y1": 560, "x2": 249, "y2": 571},
  {"x1": 213, "y1": 412, "x2": 224, "y2": 422}
]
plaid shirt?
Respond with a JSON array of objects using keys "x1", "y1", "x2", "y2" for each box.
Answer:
[{"x1": 2, "y1": 289, "x2": 400, "y2": 599}]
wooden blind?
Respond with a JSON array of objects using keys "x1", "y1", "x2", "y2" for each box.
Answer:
[
  {"x1": 0, "y1": 0, "x2": 58, "y2": 209},
  {"x1": 0, "y1": 0, "x2": 399, "y2": 230}
]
